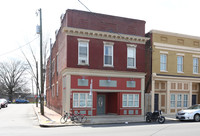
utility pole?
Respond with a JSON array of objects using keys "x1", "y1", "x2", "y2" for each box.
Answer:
[
  {"x1": 36, "y1": 61, "x2": 39, "y2": 107},
  {"x1": 38, "y1": 8, "x2": 44, "y2": 115}
]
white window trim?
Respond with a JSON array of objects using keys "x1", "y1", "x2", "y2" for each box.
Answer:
[
  {"x1": 193, "y1": 57, "x2": 199, "y2": 74},
  {"x1": 160, "y1": 51, "x2": 168, "y2": 54},
  {"x1": 78, "y1": 38, "x2": 89, "y2": 65},
  {"x1": 103, "y1": 42, "x2": 114, "y2": 67},
  {"x1": 52, "y1": 84, "x2": 55, "y2": 97},
  {"x1": 52, "y1": 58, "x2": 55, "y2": 76},
  {"x1": 127, "y1": 46, "x2": 136, "y2": 69},
  {"x1": 160, "y1": 54, "x2": 168, "y2": 72},
  {"x1": 177, "y1": 56, "x2": 184, "y2": 73},
  {"x1": 56, "y1": 81, "x2": 58, "y2": 97},
  {"x1": 122, "y1": 94, "x2": 139, "y2": 108},
  {"x1": 73, "y1": 93, "x2": 92, "y2": 108}
]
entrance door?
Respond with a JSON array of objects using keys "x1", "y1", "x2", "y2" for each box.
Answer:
[
  {"x1": 97, "y1": 95, "x2": 105, "y2": 115},
  {"x1": 192, "y1": 95, "x2": 197, "y2": 106},
  {"x1": 154, "y1": 94, "x2": 159, "y2": 111}
]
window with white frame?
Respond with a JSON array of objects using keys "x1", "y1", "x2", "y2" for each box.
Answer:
[
  {"x1": 193, "y1": 58, "x2": 198, "y2": 74},
  {"x1": 56, "y1": 82, "x2": 58, "y2": 97},
  {"x1": 52, "y1": 84, "x2": 55, "y2": 97},
  {"x1": 78, "y1": 39, "x2": 89, "y2": 65},
  {"x1": 73, "y1": 93, "x2": 92, "y2": 107},
  {"x1": 127, "y1": 46, "x2": 136, "y2": 68},
  {"x1": 170, "y1": 94, "x2": 175, "y2": 108},
  {"x1": 52, "y1": 59, "x2": 55, "y2": 76},
  {"x1": 183, "y1": 94, "x2": 188, "y2": 107},
  {"x1": 122, "y1": 94, "x2": 139, "y2": 107},
  {"x1": 177, "y1": 94, "x2": 182, "y2": 107},
  {"x1": 104, "y1": 42, "x2": 113, "y2": 66},
  {"x1": 177, "y1": 56, "x2": 183, "y2": 73},
  {"x1": 160, "y1": 54, "x2": 167, "y2": 71},
  {"x1": 56, "y1": 53, "x2": 58, "y2": 74}
]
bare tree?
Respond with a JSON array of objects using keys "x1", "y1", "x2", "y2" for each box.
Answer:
[{"x1": 0, "y1": 60, "x2": 29, "y2": 102}]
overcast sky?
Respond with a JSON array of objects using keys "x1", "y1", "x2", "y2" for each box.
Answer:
[
  {"x1": 0, "y1": 0, "x2": 200, "y2": 93},
  {"x1": 1, "y1": 0, "x2": 200, "y2": 62}
]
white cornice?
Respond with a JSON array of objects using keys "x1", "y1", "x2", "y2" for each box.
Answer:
[
  {"x1": 154, "y1": 42, "x2": 200, "y2": 54},
  {"x1": 61, "y1": 68, "x2": 146, "y2": 78},
  {"x1": 150, "y1": 30, "x2": 200, "y2": 40},
  {"x1": 62, "y1": 27, "x2": 149, "y2": 44}
]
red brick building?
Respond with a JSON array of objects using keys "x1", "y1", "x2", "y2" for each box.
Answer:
[{"x1": 46, "y1": 9, "x2": 149, "y2": 116}]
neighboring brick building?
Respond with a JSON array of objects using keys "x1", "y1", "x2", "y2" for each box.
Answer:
[
  {"x1": 46, "y1": 9, "x2": 149, "y2": 116},
  {"x1": 146, "y1": 30, "x2": 200, "y2": 114}
]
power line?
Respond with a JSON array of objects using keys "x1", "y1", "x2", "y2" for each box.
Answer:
[{"x1": 0, "y1": 36, "x2": 39, "y2": 57}]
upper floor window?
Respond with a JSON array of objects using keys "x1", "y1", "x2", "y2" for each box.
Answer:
[
  {"x1": 104, "y1": 42, "x2": 114, "y2": 67},
  {"x1": 160, "y1": 54, "x2": 167, "y2": 71},
  {"x1": 127, "y1": 45, "x2": 136, "y2": 68},
  {"x1": 52, "y1": 59, "x2": 55, "y2": 76},
  {"x1": 177, "y1": 56, "x2": 183, "y2": 73},
  {"x1": 78, "y1": 39, "x2": 89, "y2": 65},
  {"x1": 193, "y1": 58, "x2": 198, "y2": 74}
]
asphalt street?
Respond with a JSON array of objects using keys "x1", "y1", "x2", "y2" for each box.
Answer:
[{"x1": 1, "y1": 104, "x2": 200, "y2": 136}]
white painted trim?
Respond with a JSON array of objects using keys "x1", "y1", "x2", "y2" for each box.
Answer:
[
  {"x1": 154, "y1": 42, "x2": 200, "y2": 54},
  {"x1": 78, "y1": 38, "x2": 90, "y2": 42},
  {"x1": 160, "y1": 51, "x2": 168, "y2": 54},
  {"x1": 103, "y1": 41, "x2": 114, "y2": 45},
  {"x1": 63, "y1": 27, "x2": 149, "y2": 44},
  {"x1": 78, "y1": 39, "x2": 89, "y2": 65},
  {"x1": 103, "y1": 44, "x2": 114, "y2": 67},
  {"x1": 127, "y1": 46, "x2": 136, "y2": 69},
  {"x1": 127, "y1": 44, "x2": 137, "y2": 48},
  {"x1": 193, "y1": 55, "x2": 200, "y2": 58},
  {"x1": 71, "y1": 89, "x2": 142, "y2": 93},
  {"x1": 153, "y1": 74, "x2": 200, "y2": 82},
  {"x1": 61, "y1": 68, "x2": 146, "y2": 78},
  {"x1": 176, "y1": 53, "x2": 185, "y2": 56},
  {"x1": 150, "y1": 30, "x2": 200, "y2": 40}
]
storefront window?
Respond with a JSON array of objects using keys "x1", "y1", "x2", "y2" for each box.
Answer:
[
  {"x1": 73, "y1": 93, "x2": 92, "y2": 107},
  {"x1": 170, "y1": 94, "x2": 175, "y2": 108},
  {"x1": 183, "y1": 94, "x2": 188, "y2": 107},
  {"x1": 177, "y1": 94, "x2": 182, "y2": 107},
  {"x1": 122, "y1": 94, "x2": 139, "y2": 107},
  {"x1": 73, "y1": 93, "x2": 79, "y2": 107}
]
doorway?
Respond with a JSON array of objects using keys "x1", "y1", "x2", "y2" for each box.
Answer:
[
  {"x1": 192, "y1": 95, "x2": 197, "y2": 106},
  {"x1": 97, "y1": 94, "x2": 106, "y2": 115},
  {"x1": 154, "y1": 94, "x2": 159, "y2": 111}
]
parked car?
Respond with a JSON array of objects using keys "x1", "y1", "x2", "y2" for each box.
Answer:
[
  {"x1": 0, "y1": 99, "x2": 8, "y2": 108},
  {"x1": 15, "y1": 99, "x2": 29, "y2": 103},
  {"x1": 176, "y1": 104, "x2": 200, "y2": 122}
]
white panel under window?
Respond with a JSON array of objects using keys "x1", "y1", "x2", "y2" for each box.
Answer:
[{"x1": 78, "y1": 41, "x2": 89, "y2": 65}]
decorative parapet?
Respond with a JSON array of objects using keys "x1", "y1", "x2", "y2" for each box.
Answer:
[{"x1": 63, "y1": 27, "x2": 149, "y2": 44}]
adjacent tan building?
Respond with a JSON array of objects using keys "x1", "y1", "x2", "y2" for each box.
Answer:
[{"x1": 146, "y1": 30, "x2": 200, "y2": 114}]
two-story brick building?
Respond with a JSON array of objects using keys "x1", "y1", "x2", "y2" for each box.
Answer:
[
  {"x1": 46, "y1": 9, "x2": 149, "y2": 116},
  {"x1": 146, "y1": 30, "x2": 200, "y2": 114}
]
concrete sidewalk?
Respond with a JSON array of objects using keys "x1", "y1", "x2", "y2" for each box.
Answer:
[{"x1": 33, "y1": 105, "x2": 178, "y2": 127}]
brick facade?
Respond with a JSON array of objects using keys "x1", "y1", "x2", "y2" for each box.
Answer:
[{"x1": 46, "y1": 9, "x2": 148, "y2": 115}]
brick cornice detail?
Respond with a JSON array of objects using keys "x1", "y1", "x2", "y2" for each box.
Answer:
[{"x1": 63, "y1": 27, "x2": 149, "y2": 44}]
